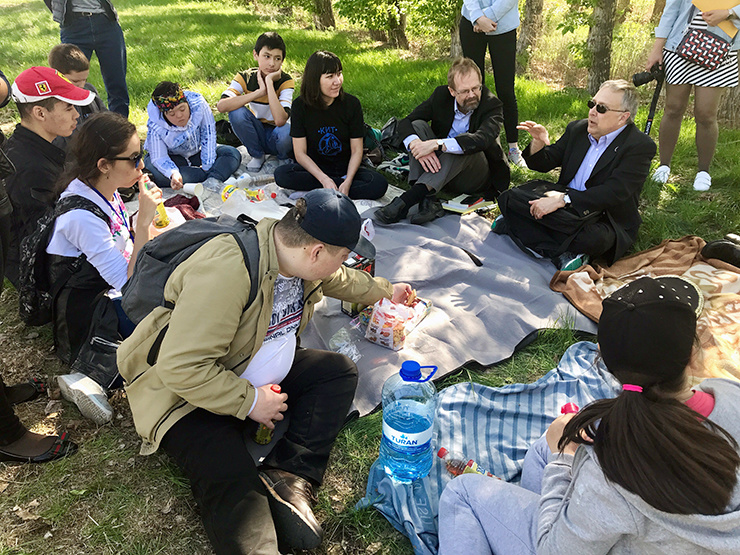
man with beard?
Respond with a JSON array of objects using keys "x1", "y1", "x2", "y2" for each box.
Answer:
[{"x1": 374, "y1": 57, "x2": 510, "y2": 225}]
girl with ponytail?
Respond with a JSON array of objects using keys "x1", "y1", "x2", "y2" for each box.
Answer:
[{"x1": 438, "y1": 275, "x2": 740, "y2": 554}]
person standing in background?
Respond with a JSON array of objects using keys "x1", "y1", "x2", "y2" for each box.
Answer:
[
  {"x1": 44, "y1": 0, "x2": 130, "y2": 117},
  {"x1": 460, "y1": 0, "x2": 526, "y2": 168}
]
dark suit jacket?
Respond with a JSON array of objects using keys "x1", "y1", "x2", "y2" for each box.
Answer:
[
  {"x1": 398, "y1": 85, "x2": 510, "y2": 193},
  {"x1": 523, "y1": 119, "x2": 656, "y2": 263}
]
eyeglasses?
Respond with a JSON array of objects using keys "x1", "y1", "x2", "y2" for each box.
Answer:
[
  {"x1": 109, "y1": 153, "x2": 143, "y2": 167},
  {"x1": 455, "y1": 85, "x2": 482, "y2": 96},
  {"x1": 587, "y1": 99, "x2": 628, "y2": 114}
]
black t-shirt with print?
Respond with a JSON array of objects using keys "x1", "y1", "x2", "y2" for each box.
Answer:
[{"x1": 290, "y1": 93, "x2": 364, "y2": 176}]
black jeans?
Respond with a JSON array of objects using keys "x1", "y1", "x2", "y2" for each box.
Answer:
[
  {"x1": 0, "y1": 374, "x2": 25, "y2": 447},
  {"x1": 160, "y1": 348, "x2": 358, "y2": 555},
  {"x1": 274, "y1": 163, "x2": 388, "y2": 200},
  {"x1": 460, "y1": 18, "x2": 519, "y2": 145}
]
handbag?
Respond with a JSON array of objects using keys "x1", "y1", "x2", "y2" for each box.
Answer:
[{"x1": 676, "y1": 27, "x2": 730, "y2": 71}]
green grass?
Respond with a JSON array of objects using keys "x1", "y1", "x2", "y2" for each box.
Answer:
[{"x1": 1, "y1": 0, "x2": 740, "y2": 553}]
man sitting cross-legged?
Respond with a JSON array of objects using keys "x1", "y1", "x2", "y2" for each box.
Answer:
[
  {"x1": 118, "y1": 189, "x2": 412, "y2": 554},
  {"x1": 374, "y1": 57, "x2": 510, "y2": 225},
  {"x1": 495, "y1": 79, "x2": 657, "y2": 271}
]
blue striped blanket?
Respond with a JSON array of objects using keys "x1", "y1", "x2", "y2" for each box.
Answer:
[{"x1": 357, "y1": 341, "x2": 621, "y2": 554}]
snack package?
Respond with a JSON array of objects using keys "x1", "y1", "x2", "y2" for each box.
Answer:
[{"x1": 364, "y1": 296, "x2": 431, "y2": 351}]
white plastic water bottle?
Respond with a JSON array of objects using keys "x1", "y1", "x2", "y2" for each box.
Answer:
[{"x1": 378, "y1": 361, "x2": 437, "y2": 482}]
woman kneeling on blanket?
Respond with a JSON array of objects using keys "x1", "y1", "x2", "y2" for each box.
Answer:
[{"x1": 438, "y1": 275, "x2": 740, "y2": 555}]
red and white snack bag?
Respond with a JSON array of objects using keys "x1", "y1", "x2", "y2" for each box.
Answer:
[{"x1": 364, "y1": 297, "x2": 431, "y2": 351}]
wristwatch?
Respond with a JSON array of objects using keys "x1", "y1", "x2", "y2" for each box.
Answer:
[
  {"x1": 562, "y1": 193, "x2": 571, "y2": 206},
  {"x1": 436, "y1": 139, "x2": 445, "y2": 151}
]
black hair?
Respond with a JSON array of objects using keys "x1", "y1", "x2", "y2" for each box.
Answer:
[
  {"x1": 254, "y1": 32, "x2": 286, "y2": 58},
  {"x1": 16, "y1": 97, "x2": 59, "y2": 120},
  {"x1": 152, "y1": 81, "x2": 180, "y2": 99},
  {"x1": 59, "y1": 111, "x2": 137, "y2": 187},
  {"x1": 300, "y1": 51, "x2": 343, "y2": 109},
  {"x1": 48, "y1": 43, "x2": 90, "y2": 74},
  {"x1": 560, "y1": 367, "x2": 740, "y2": 515}
]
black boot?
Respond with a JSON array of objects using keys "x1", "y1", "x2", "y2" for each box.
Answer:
[
  {"x1": 702, "y1": 240, "x2": 740, "y2": 269},
  {"x1": 374, "y1": 197, "x2": 409, "y2": 224},
  {"x1": 409, "y1": 195, "x2": 445, "y2": 225}
]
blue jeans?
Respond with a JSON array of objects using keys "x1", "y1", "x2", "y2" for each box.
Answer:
[
  {"x1": 144, "y1": 145, "x2": 241, "y2": 188},
  {"x1": 228, "y1": 107, "x2": 292, "y2": 159},
  {"x1": 60, "y1": 13, "x2": 129, "y2": 117}
]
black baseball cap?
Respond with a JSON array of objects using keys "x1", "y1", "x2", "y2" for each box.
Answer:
[
  {"x1": 299, "y1": 189, "x2": 375, "y2": 258},
  {"x1": 598, "y1": 276, "x2": 703, "y2": 382}
]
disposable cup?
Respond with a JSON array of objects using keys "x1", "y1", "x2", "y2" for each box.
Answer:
[{"x1": 182, "y1": 182, "x2": 204, "y2": 196}]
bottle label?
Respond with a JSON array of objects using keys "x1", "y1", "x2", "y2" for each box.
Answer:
[{"x1": 382, "y1": 421, "x2": 432, "y2": 448}]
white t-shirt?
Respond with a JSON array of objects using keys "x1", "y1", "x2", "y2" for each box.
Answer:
[
  {"x1": 46, "y1": 178, "x2": 133, "y2": 293},
  {"x1": 238, "y1": 274, "x2": 304, "y2": 390}
]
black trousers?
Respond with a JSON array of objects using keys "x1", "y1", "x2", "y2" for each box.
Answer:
[
  {"x1": 460, "y1": 18, "x2": 519, "y2": 145},
  {"x1": 274, "y1": 163, "x2": 388, "y2": 200},
  {"x1": 160, "y1": 348, "x2": 358, "y2": 555}
]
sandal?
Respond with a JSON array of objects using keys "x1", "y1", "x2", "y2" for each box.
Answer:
[
  {"x1": 7, "y1": 377, "x2": 47, "y2": 406},
  {"x1": 0, "y1": 432, "x2": 78, "y2": 464}
]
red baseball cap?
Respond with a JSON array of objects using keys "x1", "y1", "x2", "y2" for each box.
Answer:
[{"x1": 11, "y1": 67, "x2": 95, "y2": 106}]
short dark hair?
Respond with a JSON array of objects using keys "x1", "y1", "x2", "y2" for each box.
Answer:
[
  {"x1": 16, "y1": 97, "x2": 59, "y2": 120},
  {"x1": 275, "y1": 198, "x2": 344, "y2": 253},
  {"x1": 300, "y1": 51, "x2": 343, "y2": 109},
  {"x1": 254, "y1": 32, "x2": 286, "y2": 58},
  {"x1": 152, "y1": 81, "x2": 180, "y2": 99},
  {"x1": 48, "y1": 43, "x2": 90, "y2": 74}
]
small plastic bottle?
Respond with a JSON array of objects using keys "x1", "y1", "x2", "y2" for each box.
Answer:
[
  {"x1": 254, "y1": 384, "x2": 282, "y2": 445},
  {"x1": 437, "y1": 447, "x2": 496, "y2": 478},
  {"x1": 142, "y1": 176, "x2": 170, "y2": 228}
]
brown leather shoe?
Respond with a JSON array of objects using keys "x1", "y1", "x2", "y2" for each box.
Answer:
[{"x1": 260, "y1": 469, "x2": 324, "y2": 550}]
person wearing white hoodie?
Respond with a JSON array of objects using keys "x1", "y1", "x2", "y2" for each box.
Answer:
[
  {"x1": 144, "y1": 81, "x2": 241, "y2": 190},
  {"x1": 438, "y1": 275, "x2": 740, "y2": 555}
]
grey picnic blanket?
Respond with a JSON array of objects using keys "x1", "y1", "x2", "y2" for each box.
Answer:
[
  {"x1": 356, "y1": 341, "x2": 622, "y2": 554},
  {"x1": 301, "y1": 211, "x2": 598, "y2": 417}
]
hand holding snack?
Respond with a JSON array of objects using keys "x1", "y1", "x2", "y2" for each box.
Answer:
[{"x1": 392, "y1": 283, "x2": 414, "y2": 305}]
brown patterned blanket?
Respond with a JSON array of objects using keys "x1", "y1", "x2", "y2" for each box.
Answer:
[{"x1": 550, "y1": 236, "x2": 740, "y2": 383}]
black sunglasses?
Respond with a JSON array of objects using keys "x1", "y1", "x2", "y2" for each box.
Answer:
[
  {"x1": 109, "y1": 152, "x2": 143, "y2": 167},
  {"x1": 587, "y1": 99, "x2": 627, "y2": 114}
]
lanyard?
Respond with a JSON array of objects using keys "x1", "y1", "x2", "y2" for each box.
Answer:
[{"x1": 90, "y1": 186, "x2": 130, "y2": 238}]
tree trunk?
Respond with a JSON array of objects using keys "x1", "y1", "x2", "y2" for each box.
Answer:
[
  {"x1": 651, "y1": 0, "x2": 666, "y2": 24},
  {"x1": 516, "y1": 0, "x2": 544, "y2": 74},
  {"x1": 586, "y1": 0, "x2": 617, "y2": 95},
  {"x1": 388, "y1": 9, "x2": 409, "y2": 49},
  {"x1": 313, "y1": 0, "x2": 335, "y2": 30},
  {"x1": 718, "y1": 77, "x2": 740, "y2": 128},
  {"x1": 450, "y1": 11, "x2": 463, "y2": 58},
  {"x1": 369, "y1": 29, "x2": 388, "y2": 42}
]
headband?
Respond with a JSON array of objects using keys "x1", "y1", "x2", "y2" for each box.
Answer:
[{"x1": 152, "y1": 86, "x2": 186, "y2": 112}]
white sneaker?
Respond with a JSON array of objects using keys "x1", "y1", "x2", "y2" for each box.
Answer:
[
  {"x1": 247, "y1": 155, "x2": 265, "y2": 172},
  {"x1": 652, "y1": 165, "x2": 670, "y2": 184},
  {"x1": 693, "y1": 171, "x2": 711, "y2": 191},
  {"x1": 508, "y1": 147, "x2": 527, "y2": 168},
  {"x1": 57, "y1": 373, "x2": 113, "y2": 425}
]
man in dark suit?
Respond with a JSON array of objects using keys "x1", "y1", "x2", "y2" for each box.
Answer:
[
  {"x1": 375, "y1": 57, "x2": 510, "y2": 225},
  {"x1": 495, "y1": 79, "x2": 656, "y2": 270}
]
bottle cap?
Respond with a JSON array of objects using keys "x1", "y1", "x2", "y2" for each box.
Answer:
[
  {"x1": 560, "y1": 402, "x2": 580, "y2": 414},
  {"x1": 437, "y1": 447, "x2": 448, "y2": 458},
  {"x1": 270, "y1": 384, "x2": 281, "y2": 393},
  {"x1": 399, "y1": 361, "x2": 422, "y2": 381}
]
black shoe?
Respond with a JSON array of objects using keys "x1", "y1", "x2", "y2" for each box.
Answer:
[
  {"x1": 409, "y1": 195, "x2": 445, "y2": 225},
  {"x1": 374, "y1": 197, "x2": 409, "y2": 224},
  {"x1": 0, "y1": 432, "x2": 78, "y2": 464},
  {"x1": 702, "y1": 240, "x2": 740, "y2": 268},
  {"x1": 260, "y1": 469, "x2": 323, "y2": 550}
]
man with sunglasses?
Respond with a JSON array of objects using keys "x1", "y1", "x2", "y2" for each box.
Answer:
[
  {"x1": 495, "y1": 79, "x2": 656, "y2": 270},
  {"x1": 3, "y1": 67, "x2": 95, "y2": 286},
  {"x1": 374, "y1": 57, "x2": 510, "y2": 225}
]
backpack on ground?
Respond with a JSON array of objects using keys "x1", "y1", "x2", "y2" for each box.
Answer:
[
  {"x1": 121, "y1": 213, "x2": 260, "y2": 325},
  {"x1": 18, "y1": 195, "x2": 109, "y2": 326},
  {"x1": 380, "y1": 116, "x2": 404, "y2": 151}
]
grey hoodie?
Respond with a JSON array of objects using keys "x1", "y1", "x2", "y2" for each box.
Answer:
[{"x1": 537, "y1": 378, "x2": 740, "y2": 554}]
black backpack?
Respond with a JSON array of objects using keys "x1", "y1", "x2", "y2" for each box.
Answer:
[
  {"x1": 121, "y1": 213, "x2": 260, "y2": 325},
  {"x1": 19, "y1": 195, "x2": 108, "y2": 326}
]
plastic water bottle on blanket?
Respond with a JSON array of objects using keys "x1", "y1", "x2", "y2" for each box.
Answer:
[{"x1": 378, "y1": 361, "x2": 437, "y2": 483}]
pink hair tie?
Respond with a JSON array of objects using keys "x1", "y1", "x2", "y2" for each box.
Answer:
[{"x1": 622, "y1": 384, "x2": 643, "y2": 393}]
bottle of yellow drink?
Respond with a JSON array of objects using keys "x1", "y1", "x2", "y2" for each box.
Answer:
[{"x1": 142, "y1": 176, "x2": 169, "y2": 228}]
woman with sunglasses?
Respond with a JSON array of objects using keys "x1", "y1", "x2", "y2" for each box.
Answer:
[
  {"x1": 647, "y1": 0, "x2": 740, "y2": 191},
  {"x1": 144, "y1": 81, "x2": 241, "y2": 190},
  {"x1": 47, "y1": 111, "x2": 162, "y2": 424},
  {"x1": 438, "y1": 276, "x2": 740, "y2": 554},
  {"x1": 273, "y1": 51, "x2": 388, "y2": 200}
]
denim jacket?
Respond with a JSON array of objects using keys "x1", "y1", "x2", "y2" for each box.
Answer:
[
  {"x1": 461, "y1": 0, "x2": 520, "y2": 36},
  {"x1": 655, "y1": 0, "x2": 740, "y2": 51}
]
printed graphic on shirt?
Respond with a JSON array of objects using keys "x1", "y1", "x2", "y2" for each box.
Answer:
[
  {"x1": 265, "y1": 275, "x2": 304, "y2": 343},
  {"x1": 318, "y1": 126, "x2": 342, "y2": 157}
]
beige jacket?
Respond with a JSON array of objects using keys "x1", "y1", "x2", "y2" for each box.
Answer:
[{"x1": 118, "y1": 218, "x2": 393, "y2": 454}]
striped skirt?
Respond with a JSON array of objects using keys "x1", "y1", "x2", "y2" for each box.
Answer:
[{"x1": 663, "y1": 15, "x2": 739, "y2": 88}]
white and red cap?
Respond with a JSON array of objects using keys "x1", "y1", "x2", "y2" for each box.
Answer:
[{"x1": 11, "y1": 67, "x2": 95, "y2": 106}]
